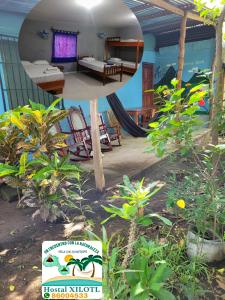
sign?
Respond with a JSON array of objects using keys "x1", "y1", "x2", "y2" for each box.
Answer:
[{"x1": 42, "y1": 241, "x2": 102, "y2": 299}]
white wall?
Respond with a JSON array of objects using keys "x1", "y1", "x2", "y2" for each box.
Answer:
[{"x1": 19, "y1": 19, "x2": 119, "y2": 72}]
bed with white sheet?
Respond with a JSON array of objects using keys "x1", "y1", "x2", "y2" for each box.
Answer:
[
  {"x1": 108, "y1": 58, "x2": 140, "y2": 74},
  {"x1": 77, "y1": 57, "x2": 123, "y2": 85},
  {"x1": 22, "y1": 60, "x2": 65, "y2": 94}
]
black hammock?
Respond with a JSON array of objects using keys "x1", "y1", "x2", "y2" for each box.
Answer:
[{"x1": 106, "y1": 93, "x2": 162, "y2": 138}]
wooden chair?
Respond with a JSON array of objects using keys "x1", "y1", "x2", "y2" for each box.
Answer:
[
  {"x1": 49, "y1": 121, "x2": 92, "y2": 161},
  {"x1": 66, "y1": 107, "x2": 93, "y2": 160},
  {"x1": 100, "y1": 112, "x2": 121, "y2": 146},
  {"x1": 68, "y1": 106, "x2": 113, "y2": 154},
  {"x1": 142, "y1": 106, "x2": 157, "y2": 127}
]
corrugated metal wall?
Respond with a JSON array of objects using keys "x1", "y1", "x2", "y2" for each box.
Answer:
[{"x1": 0, "y1": 34, "x2": 58, "y2": 111}]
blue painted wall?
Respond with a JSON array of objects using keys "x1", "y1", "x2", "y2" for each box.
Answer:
[
  {"x1": 0, "y1": 9, "x2": 215, "y2": 120},
  {"x1": 0, "y1": 11, "x2": 24, "y2": 36},
  {"x1": 157, "y1": 39, "x2": 215, "y2": 82}
]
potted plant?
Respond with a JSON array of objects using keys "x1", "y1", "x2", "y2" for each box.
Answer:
[
  {"x1": 167, "y1": 144, "x2": 225, "y2": 262},
  {"x1": 147, "y1": 79, "x2": 225, "y2": 263}
]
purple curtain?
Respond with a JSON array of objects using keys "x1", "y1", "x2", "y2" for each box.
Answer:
[{"x1": 52, "y1": 31, "x2": 77, "y2": 63}]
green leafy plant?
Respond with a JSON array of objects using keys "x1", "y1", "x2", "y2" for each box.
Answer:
[
  {"x1": 85, "y1": 227, "x2": 127, "y2": 299},
  {"x1": 146, "y1": 79, "x2": 208, "y2": 157},
  {"x1": 146, "y1": 233, "x2": 211, "y2": 300},
  {"x1": 125, "y1": 237, "x2": 176, "y2": 300},
  {"x1": 0, "y1": 152, "x2": 83, "y2": 222},
  {"x1": 0, "y1": 111, "x2": 24, "y2": 164},
  {"x1": 8, "y1": 98, "x2": 68, "y2": 156},
  {"x1": 0, "y1": 99, "x2": 86, "y2": 222},
  {"x1": 167, "y1": 144, "x2": 225, "y2": 240},
  {"x1": 102, "y1": 176, "x2": 172, "y2": 269}
]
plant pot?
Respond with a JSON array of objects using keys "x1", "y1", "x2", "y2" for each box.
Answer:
[{"x1": 186, "y1": 230, "x2": 225, "y2": 263}]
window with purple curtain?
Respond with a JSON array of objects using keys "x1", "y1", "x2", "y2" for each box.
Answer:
[{"x1": 52, "y1": 31, "x2": 77, "y2": 63}]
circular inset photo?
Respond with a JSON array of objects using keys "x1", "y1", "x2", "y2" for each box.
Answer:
[{"x1": 18, "y1": 0, "x2": 144, "y2": 100}]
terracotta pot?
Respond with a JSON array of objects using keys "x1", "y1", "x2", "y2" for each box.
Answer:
[{"x1": 186, "y1": 230, "x2": 225, "y2": 263}]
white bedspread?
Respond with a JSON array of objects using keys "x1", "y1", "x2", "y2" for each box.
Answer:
[
  {"x1": 23, "y1": 64, "x2": 64, "y2": 84},
  {"x1": 79, "y1": 59, "x2": 120, "y2": 73},
  {"x1": 108, "y1": 59, "x2": 138, "y2": 69}
]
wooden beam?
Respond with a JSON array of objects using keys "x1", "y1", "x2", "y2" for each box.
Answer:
[
  {"x1": 144, "y1": 0, "x2": 214, "y2": 25},
  {"x1": 90, "y1": 99, "x2": 105, "y2": 192},
  {"x1": 177, "y1": 11, "x2": 188, "y2": 89}
]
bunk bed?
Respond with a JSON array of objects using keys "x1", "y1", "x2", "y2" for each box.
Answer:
[
  {"x1": 105, "y1": 38, "x2": 144, "y2": 75},
  {"x1": 77, "y1": 56, "x2": 123, "y2": 86}
]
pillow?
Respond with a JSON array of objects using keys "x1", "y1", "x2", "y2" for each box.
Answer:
[
  {"x1": 21, "y1": 60, "x2": 32, "y2": 66},
  {"x1": 110, "y1": 57, "x2": 122, "y2": 62},
  {"x1": 82, "y1": 57, "x2": 95, "y2": 62},
  {"x1": 33, "y1": 60, "x2": 49, "y2": 65}
]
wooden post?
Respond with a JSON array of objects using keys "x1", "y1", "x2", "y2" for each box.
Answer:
[
  {"x1": 135, "y1": 43, "x2": 140, "y2": 70},
  {"x1": 90, "y1": 99, "x2": 105, "y2": 191},
  {"x1": 211, "y1": 5, "x2": 225, "y2": 145},
  {"x1": 177, "y1": 11, "x2": 188, "y2": 89}
]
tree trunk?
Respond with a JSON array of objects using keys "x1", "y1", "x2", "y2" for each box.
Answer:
[
  {"x1": 211, "y1": 5, "x2": 225, "y2": 145},
  {"x1": 91, "y1": 262, "x2": 95, "y2": 278},
  {"x1": 72, "y1": 265, "x2": 76, "y2": 276},
  {"x1": 177, "y1": 11, "x2": 188, "y2": 89}
]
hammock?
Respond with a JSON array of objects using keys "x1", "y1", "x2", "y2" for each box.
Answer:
[{"x1": 107, "y1": 93, "x2": 162, "y2": 138}]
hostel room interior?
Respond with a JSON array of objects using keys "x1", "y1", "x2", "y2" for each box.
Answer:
[
  {"x1": 18, "y1": 0, "x2": 144, "y2": 100},
  {"x1": 0, "y1": 0, "x2": 215, "y2": 119}
]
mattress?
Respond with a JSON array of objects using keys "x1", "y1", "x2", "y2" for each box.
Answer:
[
  {"x1": 23, "y1": 64, "x2": 64, "y2": 84},
  {"x1": 108, "y1": 59, "x2": 138, "y2": 69},
  {"x1": 120, "y1": 39, "x2": 144, "y2": 43},
  {"x1": 79, "y1": 59, "x2": 119, "y2": 73}
]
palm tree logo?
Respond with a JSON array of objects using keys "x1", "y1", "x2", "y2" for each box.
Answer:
[
  {"x1": 81, "y1": 255, "x2": 102, "y2": 278},
  {"x1": 66, "y1": 255, "x2": 102, "y2": 278},
  {"x1": 66, "y1": 258, "x2": 83, "y2": 276}
]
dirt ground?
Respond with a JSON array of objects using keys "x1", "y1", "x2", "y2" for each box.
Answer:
[{"x1": 0, "y1": 154, "x2": 225, "y2": 300}]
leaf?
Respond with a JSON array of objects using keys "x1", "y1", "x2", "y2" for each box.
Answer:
[
  {"x1": 149, "y1": 264, "x2": 172, "y2": 286},
  {"x1": 149, "y1": 213, "x2": 172, "y2": 226},
  {"x1": 9, "y1": 284, "x2": 15, "y2": 292},
  {"x1": 171, "y1": 78, "x2": 179, "y2": 88},
  {"x1": 137, "y1": 216, "x2": 153, "y2": 226},
  {"x1": 188, "y1": 91, "x2": 207, "y2": 105},
  {"x1": 153, "y1": 288, "x2": 176, "y2": 300},
  {"x1": 32, "y1": 166, "x2": 53, "y2": 180},
  {"x1": 46, "y1": 98, "x2": 62, "y2": 114},
  {"x1": 149, "y1": 122, "x2": 159, "y2": 128},
  {"x1": 190, "y1": 84, "x2": 203, "y2": 93},
  {"x1": 101, "y1": 214, "x2": 117, "y2": 225},
  {"x1": 19, "y1": 152, "x2": 28, "y2": 175},
  {"x1": 32, "y1": 110, "x2": 43, "y2": 124},
  {"x1": 10, "y1": 114, "x2": 25, "y2": 131},
  {"x1": 0, "y1": 164, "x2": 18, "y2": 177},
  {"x1": 29, "y1": 100, "x2": 46, "y2": 110},
  {"x1": 131, "y1": 282, "x2": 145, "y2": 296}
]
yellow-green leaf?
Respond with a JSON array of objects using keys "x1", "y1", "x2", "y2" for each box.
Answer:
[
  {"x1": 9, "y1": 284, "x2": 15, "y2": 292},
  {"x1": 149, "y1": 122, "x2": 159, "y2": 128},
  {"x1": 32, "y1": 110, "x2": 43, "y2": 124},
  {"x1": 19, "y1": 152, "x2": 28, "y2": 175},
  {"x1": 190, "y1": 84, "x2": 203, "y2": 93},
  {"x1": 10, "y1": 115, "x2": 25, "y2": 131}
]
